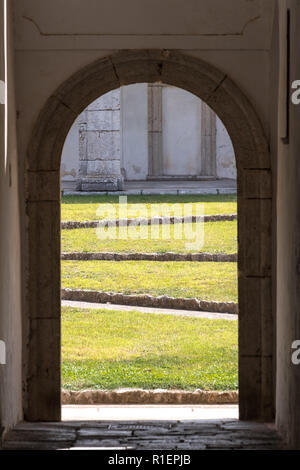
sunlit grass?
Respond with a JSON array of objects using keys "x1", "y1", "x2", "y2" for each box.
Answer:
[
  {"x1": 61, "y1": 260, "x2": 238, "y2": 302},
  {"x1": 61, "y1": 194, "x2": 237, "y2": 221},
  {"x1": 61, "y1": 220, "x2": 237, "y2": 254},
  {"x1": 62, "y1": 307, "x2": 238, "y2": 391},
  {"x1": 61, "y1": 195, "x2": 238, "y2": 392}
]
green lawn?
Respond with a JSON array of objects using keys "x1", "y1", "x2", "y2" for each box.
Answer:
[
  {"x1": 61, "y1": 260, "x2": 238, "y2": 302},
  {"x1": 61, "y1": 220, "x2": 237, "y2": 254},
  {"x1": 61, "y1": 195, "x2": 238, "y2": 392},
  {"x1": 61, "y1": 194, "x2": 237, "y2": 222},
  {"x1": 62, "y1": 307, "x2": 238, "y2": 391}
]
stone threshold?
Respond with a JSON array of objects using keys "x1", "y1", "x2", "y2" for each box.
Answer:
[
  {"x1": 62, "y1": 389, "x2": 238, "y2": 405},
  {"x1": 61, "y1": 251, "x2": 237, "y2": 262},
  {"x1": 61, "y1": 288, "x2": 238, "y2": 315},
  {"x1": 61, "y1": 214, "x2": 237, "y2": 230},
  {"x1": 3, "y1": 416, "x2": 284, "y2": 451}
]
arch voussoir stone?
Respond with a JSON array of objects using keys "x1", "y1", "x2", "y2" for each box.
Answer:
[
  {"x1": 207, "y1": 84, "x2": 269, "y2": 170},
  {"x1": 27, "y1": 96, "x2": 77, "y2": 172},
  {"x1": 24, "y1": 50, "x2": 273, "y2": 423}
]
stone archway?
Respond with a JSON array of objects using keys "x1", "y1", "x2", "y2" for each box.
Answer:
[{"x1": 24, "y1": 50, "x2": 273, "y2": 422}]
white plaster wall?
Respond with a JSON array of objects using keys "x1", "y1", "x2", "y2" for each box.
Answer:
[
  {"x1": 13, "y1": 0, "x2": 274, "y2": 164},
  {"x1": 12, "y1": 0, "x2": 275, "y2": 194},
  {"x1": 276, "y1": 0, "x2": 300, "y2": 449},
  {"x1": 216, "y1": 118, "x2": 236, "y2": 179},
  {"x1": 0, "y1": 0, "x2": 22, "y2": 431},
  {"x1": 61, "y1": 83, "x2": 236, "y2": 185},
  {"x1": 121, "y1": 83, "x2": 148, "y2": 180},
  {"x1": 162, "y1": 86, "x2": 202, "y2": 176}
]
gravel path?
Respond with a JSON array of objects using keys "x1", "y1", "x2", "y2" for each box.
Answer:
[{"x1": 62, "y1": 299, "x2": 238, "y2": 320}]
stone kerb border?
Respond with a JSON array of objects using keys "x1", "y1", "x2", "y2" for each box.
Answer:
[
  {"x1": 61, "y1": 288, "x2": 238, "y2": 315},
  {"x1": 62, "y1": 389, "x2": 238, "y2": 405},
  {"x1": 61, "y1": 251, "x2": 237, "y2": 262},
  {"x1": 61, "y1": 214, "x2": 237, "y2": 230}
]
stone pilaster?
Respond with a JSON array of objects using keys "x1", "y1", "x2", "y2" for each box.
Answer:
[
  {"x1": 201, "y1": 101, "x2": 217, "y2": 177},
  {"x1": 78, "y1": 89, "x2": 123, "y2": 191},
  {"x1": 148, "y1": 83, "x2": 163, "y2": 177}
]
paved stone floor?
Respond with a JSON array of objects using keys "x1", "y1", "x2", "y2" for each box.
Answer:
[
  {"x1": 63, "y1": 178, "x2": 237, "y2": 196},
  {"x1": 3, "y1": 416, "x2": 284, "y2": 450}
]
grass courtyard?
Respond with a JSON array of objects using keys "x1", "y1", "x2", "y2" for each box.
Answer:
[
  {"x1": 61, "y1": 193, "x2": 237, "y2": 222},
  {"x1": 61, "y1": 193, "x2": 238, "y2": 391},
  {"x1": 62, "y1": 260, "x2": 238, "y2": 303},
  {"x1": 61, "y1": 220, "x2": 237, "y2": 254},
  {"x1": 62, "y1": 307, "x2": 238, "y2": 391}
]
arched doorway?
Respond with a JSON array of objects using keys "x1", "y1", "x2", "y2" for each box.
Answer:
[{"x1": 24, "y1": 50, "x2": 273, "y2": 422}]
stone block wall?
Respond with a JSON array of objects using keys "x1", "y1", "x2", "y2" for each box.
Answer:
[
  {"x1": 79, "y1": 89, "x2": 123, "y2": 191},
  {"x1": 61, "y1": 83, "x2": 236, "y2": 190},
  {"x1": 62, "y1": 89, "x2": 123, "y2": 191}
]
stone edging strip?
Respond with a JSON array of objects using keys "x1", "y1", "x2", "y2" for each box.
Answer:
[
  {"x1": 62, "y1": 214, "x2": 237, "y2": 230},
  {"x1": 61, "y1": 288, "x2": 238, "y2": 315},
  {"x1": 61, "y1": 389, "x2": 238, "y2": 405},
  {"x1": 61, "y1": 251, "x2": 237, "y2": 262}
]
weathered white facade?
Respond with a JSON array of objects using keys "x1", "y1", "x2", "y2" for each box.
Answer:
[{"x1": 61, "y1": 84, "x2": 235, "y2": 190}]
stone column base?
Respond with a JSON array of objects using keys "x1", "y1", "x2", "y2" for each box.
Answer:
[{"x1": 79, "y1": 177, "x2": 124, "y2": 192}]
